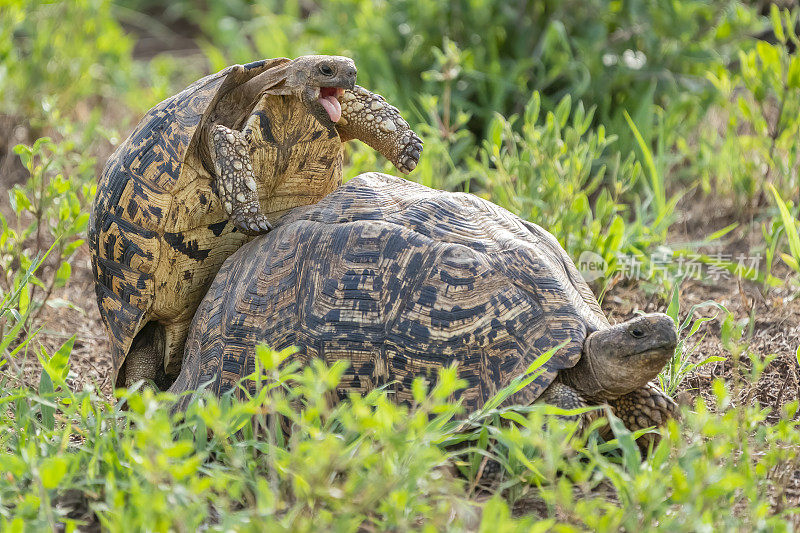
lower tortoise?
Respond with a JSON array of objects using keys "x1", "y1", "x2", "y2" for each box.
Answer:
[{"x1": 170, "y1": 173, "x2": 679, "y2": 434}]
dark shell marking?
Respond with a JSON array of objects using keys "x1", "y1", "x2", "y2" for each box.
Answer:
[{"x1": 171, "y1": 173, "x2": 609, "y2": 411}]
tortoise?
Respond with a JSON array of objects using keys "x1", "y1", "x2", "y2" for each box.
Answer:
[
  {"x1": 88, "y1": 56, "x2": 423, "y2": 389},
  {"x1": 169, "y1": 172, "x2": 679, "y2": 434}
]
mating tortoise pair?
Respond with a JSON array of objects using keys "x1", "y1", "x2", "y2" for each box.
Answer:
[
  {"x1": 90, "y1": 57, "x2": 678, "y2": 434},
  {"x1": 89, "y1": 55, "x2": 422, "y2": 388}
]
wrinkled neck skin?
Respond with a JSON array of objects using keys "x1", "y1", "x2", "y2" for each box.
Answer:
[{"x1": 558, "y1": 313, "x2": 677, "y2": 402}]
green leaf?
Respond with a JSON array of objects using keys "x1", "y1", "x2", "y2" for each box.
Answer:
[
  {"x1": 770, "y1": 4, "x2": 786, "y2": 44},
  {"x1": 687, "y1": 315, "x2": 717, "y2": 337},
  {"x1": 39, "y1": 456, "x2": 69, "y2": 489},
  {"x1": 51, "y1": 335, "x2": 74, "y2": 381},
  {"x1": 12, "y1": 189, "x2": 32, "y2": 213},
  {"x1": 624, "y1": 110, "x2": 664, "y2": 213},
  {"x1": 54, "y1": 261, "x2": 71, "y2": 288},
  {"x1": 768, "y1": 184, "x2": 800, "y2": 273},
  {"x1": 755, "y1": 41, "x2": 780, "y2": 73},
  {"x1": 788, "y1": 55, "x2": 800, "y2": 89},
  {"x1": 666, "y1": 282, "x2": 680, "y2": 322},
  {"x1": 604, "y1": 215, "x2": 625, "y2": 256},
  {"x1": 479, "y1": 496, "x2": 511, "y2": 532},
  {"x1": 63, "y1": 239, "x2": 85, "y2": 256},
  {"x1": 554, "y1": 94, "x2": 571, "y2": 128},
  {"x1": 38, "y1": 354, "x2": 55, "y2": 431},
  {"x1": 487, "y1": 113, "x2": 504, "y2": 154},
  {"x1": 706, "y1": 222, "x2": 738, "y2": 242},
  {"x1": 781, "y1": 253, "x2": 799, "y2": 271}
]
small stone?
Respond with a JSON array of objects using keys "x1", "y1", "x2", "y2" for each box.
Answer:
[
  {"x1": 246, "y1": 176, "x2": 257, "y2": 191},
  {"x1": 236, "y1": 193, "x2": 246, "y2": 202},
  {"x1": 366, "y1": 113, "x2": 374, "y2": 121},
  {"x1": 351, "y1": 101, "x2": 364, "y2": 112},
  {"x1": 226, "y1": 133, "x2": 236, "y2": 144},
  {"x1": 342, "y1": 91, "x2": 355, "y2": 102},
  {"x1": 380, "y1": 120, "x2": 397, "y2": 132},
  {"x1": 233, "y1": 160, "x2": 243, "y2": 170},
  {"x1": 223, "y1": 201, "x2": 232, "y2": 214},
  {"x1": 370, "y1": 100, "x2": 382, "y2": 111}
]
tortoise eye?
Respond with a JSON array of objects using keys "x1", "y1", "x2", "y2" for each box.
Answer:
[
  {"x1": 319, "y1": 64, "x2": 334, "y2": 76},
  {"x1": 629, "y1": 326, "x2": 646, "y2": 339}
]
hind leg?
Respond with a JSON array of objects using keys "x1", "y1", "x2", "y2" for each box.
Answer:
[
  {"x1": 210, "y1": 124, "x2": 272, "y2": 235},
  {"x1": 124, "y1": 344, "x2": 160, "y2": 388},
  {"x1": 122, "y1": 323, "x2": 164, "y2": 389}
]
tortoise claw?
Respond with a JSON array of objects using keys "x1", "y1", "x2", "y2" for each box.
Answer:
[
  {"x1": 233, "y1": 212, "x2": 272, "y2": 236},
  {"x1": 397, "y1": 137, "x2": 423, "y2": 174}
]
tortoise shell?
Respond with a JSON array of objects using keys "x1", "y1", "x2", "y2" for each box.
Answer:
[
  {"x1": 89, "y1": 59, "x2": 344, "y2": 385},
  {"x1": 170, "y1": 172, "x2": 610, "y2": 410}
]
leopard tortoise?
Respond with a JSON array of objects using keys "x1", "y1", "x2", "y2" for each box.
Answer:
[
  {"x1": 169, "y1": 173, "x2": 679, "y2": 434},
  {"x1": 89, "y1": 56, "x2": 423, "y2": 389}
]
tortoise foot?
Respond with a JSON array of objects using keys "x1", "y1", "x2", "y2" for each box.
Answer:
[
  {"x1": 210, "y1": 124, "x2": 271, "y2": 235},
  {"x1": 604, "y1": 382, "x2": 679, "y2": 449},
  {"x1": 396, "y1": 131, "x2": 424, "y2": 174},
  {"x1": 232, "y1": 210, "x2": 273, "y2": 236},
  {"x1": 608, "y1": 381, "x2": 679, "y2": 430}
]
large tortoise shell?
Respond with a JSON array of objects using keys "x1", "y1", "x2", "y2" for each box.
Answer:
[
  {"x1": 88, "y1": 58, "x2": 292, "y2": 383},
  {"x1": 171, "y1": 172, "x2": 610, "y2": 411}
]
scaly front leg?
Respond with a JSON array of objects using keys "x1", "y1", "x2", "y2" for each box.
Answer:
[
  {"x1": 602, "y1": 381, "x2": 680, "y2": 449},
  {"x1": 606, "y1": 381, "x2": 679, "y2": 431},
  {"x1": 336, "y1": 85, "x2": 423, "y2": 174},
  {"x1": 210, "y1": 124, "x2": 273, "y2": 235}
]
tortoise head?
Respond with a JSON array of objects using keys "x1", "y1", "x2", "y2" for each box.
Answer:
[
  {"x1": 275, "y1": 55, "x2": 357, "y2": 125},
  {"x1": 560, "y1": 313, "x2": 677, "y2": 401}
]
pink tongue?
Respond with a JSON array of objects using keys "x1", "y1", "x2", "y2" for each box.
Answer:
[{"x1": 319, "y1": 94, "x2": 342, "y2": 122}]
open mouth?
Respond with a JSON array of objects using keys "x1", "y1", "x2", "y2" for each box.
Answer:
[{"x1": 318, "y1": 87, "x2": 345, "y2": 123}]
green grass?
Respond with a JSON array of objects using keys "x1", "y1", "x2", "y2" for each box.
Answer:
[{"x1": 1, "y1": 338, "x2": 798, "y2": 530}]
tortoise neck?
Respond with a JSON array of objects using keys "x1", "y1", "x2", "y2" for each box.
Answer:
[{"x1": 559, "y1": 332, "x2": 612, "y2": 402}]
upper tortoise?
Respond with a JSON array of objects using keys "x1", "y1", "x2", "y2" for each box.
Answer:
[
  {"x1": 170, "y1": 173, "x2": 679, "y2": 435},
  {"x1": 89, "y1": 56, "x2": 423, "y2": 388}
]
